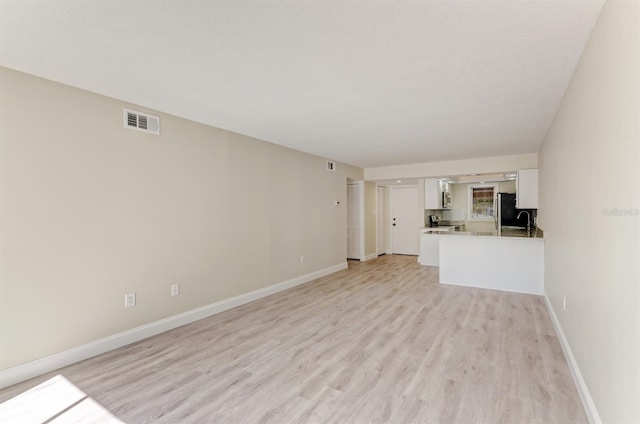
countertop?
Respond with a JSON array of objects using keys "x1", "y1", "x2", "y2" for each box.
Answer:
[
  {"x1": 420, "y1": 227, "x2": 543, "y2": 239},
  {"x1": 434, "y1": 220, "x2": 465, "y2": 226},
  {"x1": 419, "y1": 226, "x2": 454, "y2": 233}
]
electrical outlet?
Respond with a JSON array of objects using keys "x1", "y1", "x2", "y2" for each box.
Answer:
[
  {"x1": 300, "y1": 256, "x2": 304, "y2": 264},
  {"x1": 563, "y1": 296, "x2": 566, "y2": 311},
  {"x1": 171, "y1": 283, "x2": 180, "y2": 297},
  {"x1": 124, "y1": 292, "x2": 136, "y2": 308}
]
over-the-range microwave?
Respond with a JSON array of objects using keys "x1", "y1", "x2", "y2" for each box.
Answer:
[{"x1": 442, "y1": 192, "x2": 452, "y2": 209}]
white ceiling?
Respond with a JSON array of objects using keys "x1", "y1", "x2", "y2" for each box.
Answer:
[{"x1": 0, "y1": 0, "x2": 603, "y2": 168}]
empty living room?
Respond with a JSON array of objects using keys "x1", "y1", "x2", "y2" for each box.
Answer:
[{"x1": 0, "y1": 1, "x2": 638, "y2": 423}]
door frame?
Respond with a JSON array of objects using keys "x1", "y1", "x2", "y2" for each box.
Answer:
[
  {"x1": 376, "y1": 185, "x2": 389, "y2": 255},
  {"x1": 347, "y1": 181, "x2": 365, "y2": 260}
]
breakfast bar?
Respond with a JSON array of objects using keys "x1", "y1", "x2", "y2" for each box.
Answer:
[{"x1": 439, "y1": 233, "x2": 543, "y2": 295}]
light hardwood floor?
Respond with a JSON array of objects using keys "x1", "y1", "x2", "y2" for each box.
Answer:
[{"x1": 1, "y1": 255, "x2": 586, "y2": 423}]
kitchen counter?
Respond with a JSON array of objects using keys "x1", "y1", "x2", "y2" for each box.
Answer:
[
  {"x1": 436, "y1": 220, "x2": 465, "y2": 226},
  {"x1": 444, "y1": 228, "x2": 543, "y2": 239},
  {"x1": 420, "y1": 227, "x2": 543, "y2": 239},
  {"x1": 419, "y1": 226, "x2": 454, "y2": 233},
  {"x1": 418, "y1": 227, "x2": 544, "y2": 295},
  {"x1": 439, "y1": 234, "x2": 543, "y2": 295}
]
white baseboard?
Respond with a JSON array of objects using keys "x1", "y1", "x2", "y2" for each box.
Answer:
[
  {"x1": 0, "y1": 262, "x2": 348, "y2": 390},
  {"x1": 362, "y1": 253, "x2": 378, "y2": 262},
  {"x1": 544, "y1": 294, "x2": 601, "y2": 424}
]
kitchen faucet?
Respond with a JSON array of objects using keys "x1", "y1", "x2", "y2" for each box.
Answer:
[{"x1": 517, "y1": 210, "x2": 531, "y2": 237}]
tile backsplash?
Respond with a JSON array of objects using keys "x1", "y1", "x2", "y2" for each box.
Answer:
[
  {"x1": 424, "y1": 208, "x2": 465, "y2": 225},
  {"x1": 443, "y1": 208, "x2": 465, "y2": 221}
]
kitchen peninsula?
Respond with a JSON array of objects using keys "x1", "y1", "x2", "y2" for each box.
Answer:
[{"x1": 419, "y1": 229, "x2": 544, "y2": 295}]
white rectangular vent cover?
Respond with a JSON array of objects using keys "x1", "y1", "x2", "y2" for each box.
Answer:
[
  {"x1": 124, "y1": 109, "x2": 160, "y2": 135},
  {"x1": 327, "y1": 161, "x2": 336, "y2": 171}
]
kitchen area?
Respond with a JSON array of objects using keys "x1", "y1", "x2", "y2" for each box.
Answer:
[{"x1": 417, "y1": 169, "x2": 543, "y2": 295}]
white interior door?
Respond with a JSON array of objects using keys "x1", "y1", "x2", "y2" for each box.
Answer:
[
  {"x1": 347, "y1": 183, "x2": 362, "y2": 260},
  {"x1": 377, "y1": 186, "x2": 387, "y2": 255},
  {"x1": 390, "y1": 186, "x2": 420, "y2": 255}
]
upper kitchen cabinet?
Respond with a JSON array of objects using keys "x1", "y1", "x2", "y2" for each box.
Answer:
[
  {"x1": 516, "y1": 169, "x2": 538, "y2": 209},
  {"x1": 425, "y1": 178, "x2": 439, "y2": 209},
  {"x1": 425, "y1": 178, "x2": 451, "y2": 209}
]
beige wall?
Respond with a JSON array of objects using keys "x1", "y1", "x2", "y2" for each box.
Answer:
[
  {"x1": 364, "y1": 153, "x2": 537, "y2": 181},
  {"x1": 364, "y1": 181, "x2": 377, "y2": 257},
  {"x1": 0, "y1": 67, "x2": 363, "y2": 369},
  {"x1": 538, "y1": 1, "x2": 639, "y2": 422}
]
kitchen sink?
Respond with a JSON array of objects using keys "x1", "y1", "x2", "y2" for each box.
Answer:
[{"x1": 501, "y1": 228, "x2": 541, "y2": 238}]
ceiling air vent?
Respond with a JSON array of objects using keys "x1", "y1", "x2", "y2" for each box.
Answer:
[
  {"x1": 124, "y1": 108, "x2": 160, "y2": 135},
  {"x1": 327, "y1": 161, "x2": 336, "y2": 171}
]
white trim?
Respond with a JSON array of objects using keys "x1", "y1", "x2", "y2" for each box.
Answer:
[
  {"x1": 359, "y1": 181, "x2": 366, "y2": 261},
  {"x1": 347, "y1": 181, "x2": 365, "y2": 261},
  {"x1": 375, "y1": 184, "x2": 379, "y2": 256},
  {"x1": 466, "y1": 183, "x2": 497, "y2": 221},
  {"x1": 376, "y1": 184, "x2": 389, "y2": 256},
  {"x1": 544, "y1": 294, "x2": 601, "y2": 424},
  {"x1": 362, "y1": 253, "x2": 378, "y2": 262},
  {"x1": 0, "y1": 262, "x2": 348, "y2": 390}
]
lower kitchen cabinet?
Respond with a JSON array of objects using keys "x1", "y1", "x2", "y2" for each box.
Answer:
[
  {"x1": 418, "y1": 228, "x2": 454, "y2": 266},
  {"x1": 418, "y1": 234, "x2": 440, "y2": 266}
]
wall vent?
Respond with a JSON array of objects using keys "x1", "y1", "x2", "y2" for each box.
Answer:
[
  {"x1": 327, "y1": 160, "x2": 336, "y2": 171},
  {"x1": 124, "y1": 108, "x2": 160, "y2": 135}
]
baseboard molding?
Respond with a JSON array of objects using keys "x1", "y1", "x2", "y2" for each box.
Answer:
[
  {"x1": 544, "y1": 294, "x2": 601, "y2": 424},
  {"x1": 0, "y1": 262, "x2": 348, "y2": 390},
  {"x1": 363, "y1": 253, "x2": 378, "y2": 262}
]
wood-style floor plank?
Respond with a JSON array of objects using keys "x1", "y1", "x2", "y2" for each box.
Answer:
[{"x1": 0, "y1": 255, "x2": 586, "y2": 423}]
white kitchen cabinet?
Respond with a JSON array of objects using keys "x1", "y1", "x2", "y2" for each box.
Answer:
[
  {"x1": 424, "y1": 178, "x2": 440, "y2": 209},
  {"x1": 419, "y1": 233, "x2": 440, "y2": 266},
  {"x1": 418, "y1": 227, "x2": 453, "y2": 266},
  {"x1": 516, "y1": 169, "x2": 538, "y2": 209},
  {"x1": 424, "y1": 178, "x2": 451, "y2": 209}
]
